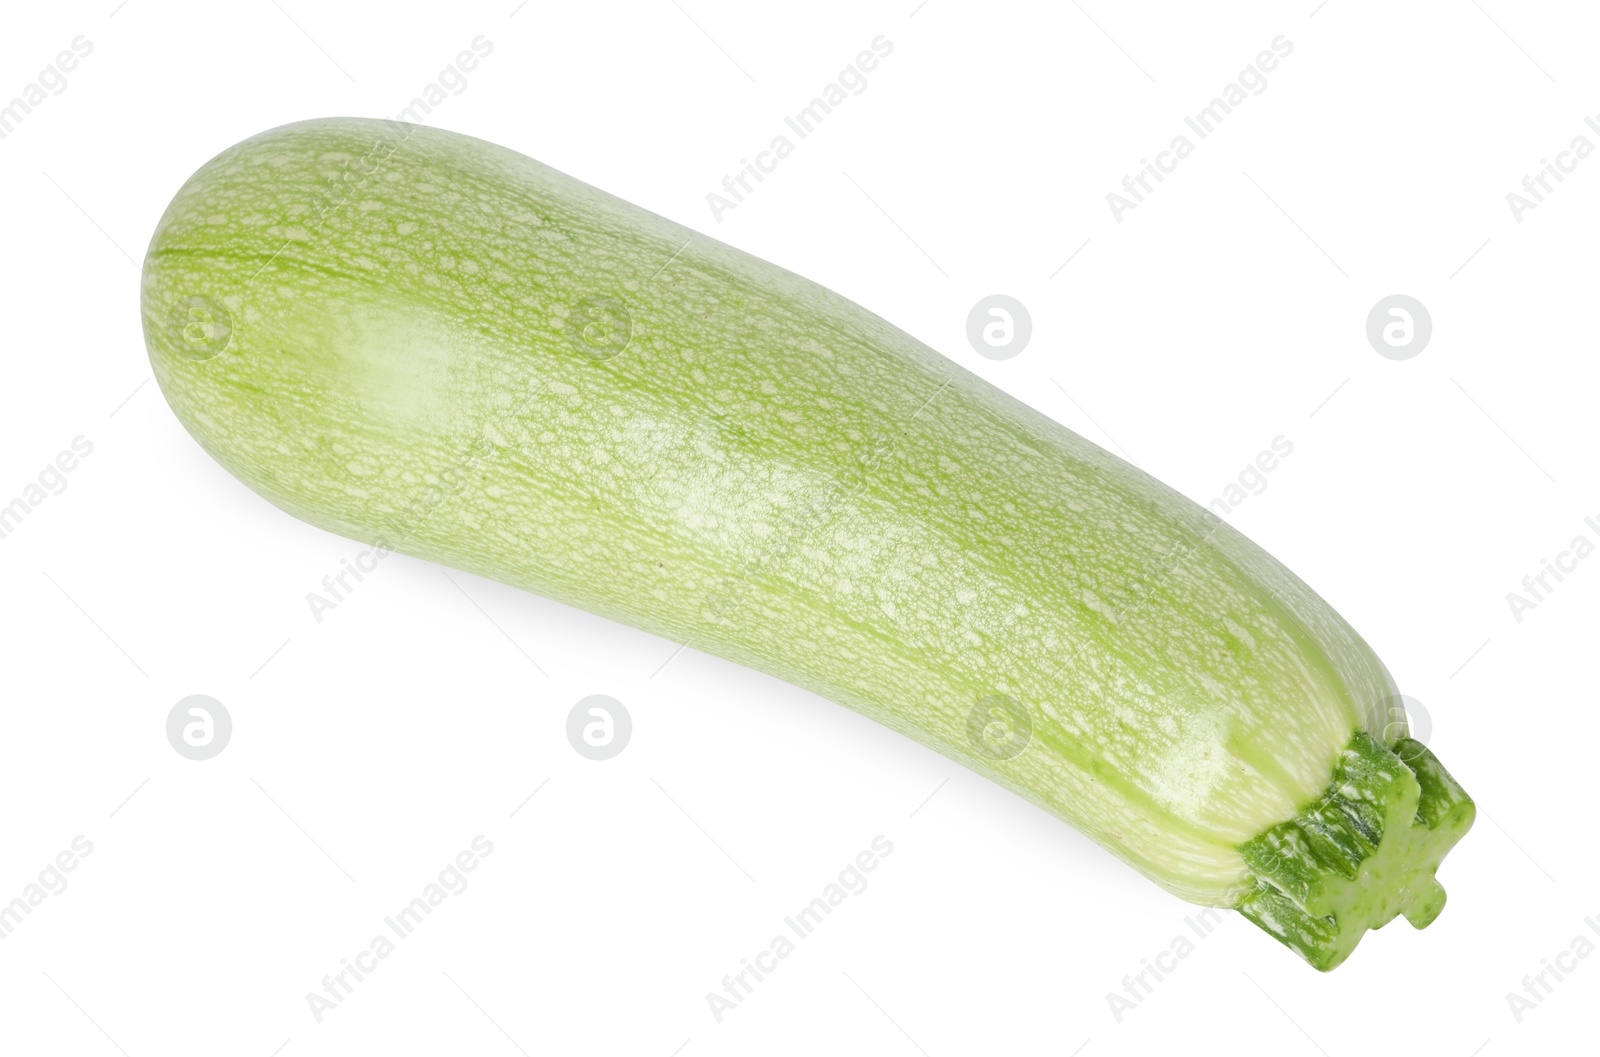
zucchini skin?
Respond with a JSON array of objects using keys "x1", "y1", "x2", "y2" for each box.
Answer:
[{"x1": 142, "y1": 119, "x2": 1469, "y2": 965}]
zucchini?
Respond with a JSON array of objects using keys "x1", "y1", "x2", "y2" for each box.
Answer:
[{"x1": 141, "y1": 118, "x2": 1473, "y2": 969}]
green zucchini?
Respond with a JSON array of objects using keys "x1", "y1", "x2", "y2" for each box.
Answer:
[{"x1": 141, "y1": 118, "x2": 1473, "y2": 969}]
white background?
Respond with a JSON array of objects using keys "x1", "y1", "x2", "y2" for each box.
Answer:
[{"x1": 1, "y1": 1, "x2": 1595, "y2": 1054}]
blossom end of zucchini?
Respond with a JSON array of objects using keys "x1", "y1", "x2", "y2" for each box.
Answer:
[{"x1": 1235, "y1": 732, "x2": 1474, "y2": 971}]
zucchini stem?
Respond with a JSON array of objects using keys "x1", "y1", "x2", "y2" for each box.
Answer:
[{"x1": 1236, "y1": 732, "x2": 1475, "y2": 970}]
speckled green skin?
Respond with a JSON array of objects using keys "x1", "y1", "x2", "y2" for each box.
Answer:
[{"x1": 142, "y1": 118, "x2": 1468, "y2": 963}]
